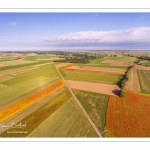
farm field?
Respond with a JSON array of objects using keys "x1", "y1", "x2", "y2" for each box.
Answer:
[
  {"x1": 66, "y1": 80, "x2": 120, "y2": 96},
  {"x1": 60, "y1": 70, "x2": 122, "y2": 84},
  {"x1": 24, "y1": 54, "x2": 50, "y2": 61},
  {"x1": 0, "y1": 80, "x2": 64, "y2": 122},
  {"x1": 144, "y1": 61, "x2": 150, "y2": 66},
  {"x1": 0, "y1": 60, "x2": 51, "y2": 71},
  {"x1": 101, "y1": 60, "x2": 132, "y2": 66},
  {"x1": 61, "y1": 64, "x2": 126, "y2": 75},
  {"x1": 0, "y1": 86, "x2": 65, "y2": 135},
  {"x1": 0, "y1": 65, "x2": 39, "y2": 77},
  {"x1": 27, "y1": 97, "x2": 98, "y2": 137},
  {"x1": 0, "y1": 64, "x2": 60, "y2": 108},
  {"x1": 124, "y1": 68, "x2": 141, "y2": 92},
  {"x1": 0, "y1": 64, "x2": 57, "y2": 86},
  {"x1": 0, "y1": 60, "x2": 39, "y2": 66},
  {"x1": 0, "y1": 77, "x2": 58, "y2": 109},
  {"x1": 137, "y1": 70, "x2": 150, "y2": 93},
  {"x1": 76, "y1": 65, "x2": 126, "y2": 72},
  {"x1": 0, "y1": 57, "x2": 75, "y2": 137},
  {"x1": 0, "y1": 51, "x2": 150, "y2": 138},
  {"x1": 0, "y1": 89, "x2": 72, "y2": 137},
  {"x1": 78, "y1": 63, "x2": 128, "y2": 69},
  {"x1": 74, "y1": 90, "x2": 109, "y2": 134},
  {"x1": 88, "y1": 57, "x2": 135, "y2": 64},
  {"x1": 104, "y1": 91, "x2": 150, "y2": 137}
]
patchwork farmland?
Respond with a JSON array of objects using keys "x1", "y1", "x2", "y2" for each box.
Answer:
[
  {"x1": 0, "y1": 53, "x2": 98, "y2": 137},
  {"x1": 0, "y1": 51, "x2": 150, "y2": 138}
]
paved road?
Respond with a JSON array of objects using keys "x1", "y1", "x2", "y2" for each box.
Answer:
[{"x1": 52, "y1": 61, "x2": 102, "y2": 137}]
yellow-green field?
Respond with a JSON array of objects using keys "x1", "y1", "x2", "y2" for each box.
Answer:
[
  {"x1": 74, "y1": 90, "x2": 109, "y2": 134},
  {"x1": 27, "y1": 97, "x2": 98, "y2": 137},
  {"x1": 60, "y1": 70, "x2": 122, "y2": 84}
]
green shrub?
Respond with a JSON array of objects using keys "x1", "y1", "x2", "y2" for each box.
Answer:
[{"x1": 120, "y1": 89, "x2": 124, "y2": 97}]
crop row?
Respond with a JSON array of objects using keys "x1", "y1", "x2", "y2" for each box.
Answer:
[
  {"x1": 0, "y1": 80, "x2": 64, "y2": 122},
  {"x1": 137, "y1": 70, "x2": 150, "y2": 93}
]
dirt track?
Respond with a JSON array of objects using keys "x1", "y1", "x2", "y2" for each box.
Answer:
[
  {"x1": 53, "y1": 62, "x2": 102, "y2": 137},
  {"x1": 66, "y1": 80, "x2": 120, "y2": 96}
]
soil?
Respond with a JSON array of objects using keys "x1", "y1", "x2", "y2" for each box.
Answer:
[
  {"x1": 66, "y1": 80, "x2": 120, "y2": 96},
  {"x1": 134, "y1": 64, "x2": 150, "y2": 70}
]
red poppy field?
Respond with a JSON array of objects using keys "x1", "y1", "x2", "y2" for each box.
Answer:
[
  {"x1": 0, "y1": 80, "x2": 64, "y2": 122},
  {"x1": 104, "y1": 91, "x2": 150, "y2": 137}
]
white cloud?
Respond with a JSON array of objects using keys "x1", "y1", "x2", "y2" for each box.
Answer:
[
  {"x1": 3, "y1": 26, "x2": 150, "y2": 51},
  {"x1": 38, "y1": 26, "x2": 150, "y2": 46},
  {"x1": 8, "y1": 22, "x2": 19, "y2": 26}
]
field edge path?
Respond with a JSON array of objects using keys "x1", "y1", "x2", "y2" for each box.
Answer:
[{"x1": 52, "y1": 61, "x2": 102, "y2": 138}]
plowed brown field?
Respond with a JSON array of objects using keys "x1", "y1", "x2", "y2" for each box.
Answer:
[{"x1": 66, "y1": 80, "x2": 120, "y2": 96}]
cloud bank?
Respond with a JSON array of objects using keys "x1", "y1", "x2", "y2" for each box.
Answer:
[
  {"x1": 1, "y1": 26, "x2": 150, "y2": 51},
  {"x1": 37, "y1": 26, "x2": 150, "y2": 49}
]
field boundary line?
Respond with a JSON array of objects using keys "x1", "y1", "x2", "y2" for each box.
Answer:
[{"x1": 52, "y1": 61, "x2": 102, "y2": 138}]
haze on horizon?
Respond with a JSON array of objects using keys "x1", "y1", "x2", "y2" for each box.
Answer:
[{"x1": 0, "y1": 12, "x2": 150, "y2": 51}]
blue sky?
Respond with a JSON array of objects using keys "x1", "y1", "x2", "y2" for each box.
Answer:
[{"x1": 0, "y1": 12, "x2": 150, "y2": 51}]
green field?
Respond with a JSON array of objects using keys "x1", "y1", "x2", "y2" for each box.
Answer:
[
  {"x1": 0, "y1": 63, "x2": 61, "y2": 108},
  {"x1": 27, "y1": 97, "x2": 98, "y2": 137},
  {"x1": 74, "y1": 57, "x2": 130, "y2": 69},
  {"x1": 0, "y1": 60, "x2": 39, "y2": 65},
  {"x1": 60, "y1": 70, "x2": 121, "y2": 84},
  {"x1": 24, "y1": 54, "x2": 50, "y2": 61},
  {"x1": 77, "y1": 63, "x2": 128, "y2": 69},
  {"x1": 0, "y1": 60, "x2": 50, "y2": 71},
  {"x1": 74, "y1": 90, "x2": 109, "y2": 134},
  {"x1": 137, "y1": 70, "x2": 150, "y2": 93},
  {"x1": 0, "y1": 90, "x2": 72, "y2": 137},
  {"x1": 1, "y1": 64, "x2": 58, "y2": 86},
  {"x1": 144, "y1": 61, "x2": 150, "y2": 67},
  {"x1": 88, "y1": 57, "x2": 134, "y2": 64},
  {"x1": 0, "y1": 75, "x2": 15, "y2": 82},
  {"x1": 1, "y1": 90, "x2": 98, "y2": 137},
  {"x1": 0, "y1": 77, "x2": 59, "y2": 108},
  {"x1": 72, "y1": 65, "x2": 127, "y2": 72}
]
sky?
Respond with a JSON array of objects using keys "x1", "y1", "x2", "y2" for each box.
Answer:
[{"x1": 0, "y1": 12, "x2": 150, "y2": 51}]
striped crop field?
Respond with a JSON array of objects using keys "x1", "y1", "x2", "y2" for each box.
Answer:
[
  {"x1": 1, "y1": 90, "x2": 72, "y2": 137},
  {"x1": 104, "y1": 91, "x2": 150, "y2": 137},
  {"x1": 26, "y1": 97, "x2": 98, "y2": 137},
  {"x1": 137, "y1": 70, "x2": 150, "y2": 93},
  {"x1": 0, "y1": 80, "x2": 64, "y2": 122}
]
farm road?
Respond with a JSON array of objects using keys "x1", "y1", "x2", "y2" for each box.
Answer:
[{"x1": 52, "y1": 61, "x2": 102, "y2": 137}]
